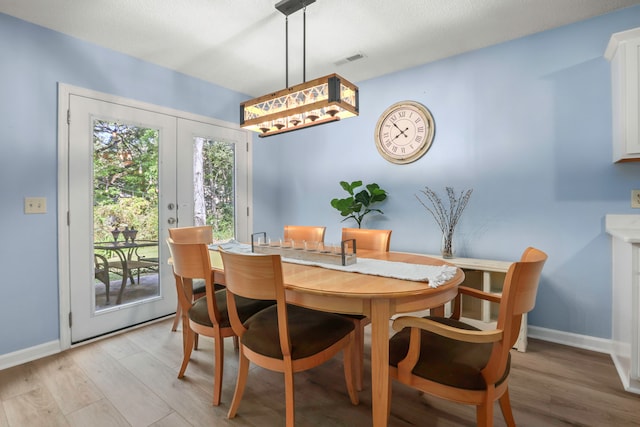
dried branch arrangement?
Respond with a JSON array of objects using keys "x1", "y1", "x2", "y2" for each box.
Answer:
[{"x1": 415, "y1": 186, "x2": 473, "y2": 257}]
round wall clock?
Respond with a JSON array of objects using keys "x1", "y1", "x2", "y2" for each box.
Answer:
[{"x1": 374, "y1": 101, "x2": 435, "y2": 164}]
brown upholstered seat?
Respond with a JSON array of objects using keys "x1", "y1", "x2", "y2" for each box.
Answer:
[
  {"x1": 388, "y1": 247, "x2": 547, "y2": 427},
  {"x1": 242, "y1": 304, "x2": 356, "y2": 359},
  {"x1": 390, "y1": 317, "x2": 510, "y2": 390},
  {"x1": 188, "y1": 292, "x2": 270, "y2": 330},
  {"x1": 219, "y1": 249, "x2": 359, "y2": 426}
]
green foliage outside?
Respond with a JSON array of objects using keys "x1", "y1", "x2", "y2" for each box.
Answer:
[
  {"x1": 93, "y1": 121, "x2": 159, "y2": 242},
  {"x1": 202, "y1": 141, "x2": 235, "y2": 242},
  {"x1": 92, "y1": 120, "x2": 236, "y2": 244}
]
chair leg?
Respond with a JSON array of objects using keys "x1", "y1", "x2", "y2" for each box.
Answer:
[
  {"x1": 96, "y1": 273, "x2": 111, "y2": 304},
  {"x1": 342, "y1": 332, "x2": 359, "y2": 405},
  {"x1": 353, "y1": 320, "x2": 365, "y2": 391},
  {"x1": 171, "y1": 302, "x2": 181, "y2": 331},
  {"x1": 178, "y1": 326, "x2": 195, "y2": 378},
  {"x1": 476, "y1": 403, "x2": 492, "y2": 427},
  {"x1": 476, "y1": 391, "x2": 495, "y2": 427},
  {"x1": 284, "y1": 364, "x2": 295, "y2": 427},
  {"x1": 212, "y1": 331, "x2": 224, "y2": 406},
  {"x1": 104, "y1": 280, "x2": 110, "y2": 305},
  {"x1": 498, "y1": 388, "x2": 516, "y2": 427},
  {"x1": 227, "y1": 349, "x2": 250, "y2": 419},
  {"x1": 387, "y1": 377, "x2": 393, "y2": 419}
]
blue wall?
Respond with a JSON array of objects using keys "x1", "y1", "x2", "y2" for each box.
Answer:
[
  {"x1": 0, "y1": 13, "x2": 246, "y2": 355},
  {"x1": 1, "y1": 7, "x2": 640, "y2": 357},
  {"x1": 252, "y1": 7, "x2": 640, "y2": 340}
]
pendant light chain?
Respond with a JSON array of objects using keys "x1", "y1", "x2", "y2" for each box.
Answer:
[
  {"x1": 285, "y1": 15, "x2": 289, "y2": 88},
  {"x1": 285, "y1": 6, "x2": 307, "y2": 88},
  {"x1": 303, "y1": 6, "x2": 306, "y2": 83}
]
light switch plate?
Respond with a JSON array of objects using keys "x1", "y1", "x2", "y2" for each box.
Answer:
[
  {"x1": 632, "y1": 190, "x2": 640, "y2": 209},
  {"x1": 25, "y1": 197, "x2": 47, "y2": 214}
]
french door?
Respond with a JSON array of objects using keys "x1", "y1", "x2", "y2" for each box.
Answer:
[
  {"x1": 176, "y1": 120, "x2": 250, "y2": 242},
  {"x1": 59, "y1": 85, "x2": 250, "y2": 344}
]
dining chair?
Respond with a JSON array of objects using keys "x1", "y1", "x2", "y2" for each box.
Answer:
[
  {"x1": 341, "y1": 227, "x2": 392, "y2": 253},
  {"x1": 388, "y1": 247, "x2": 547, "y2": 427},
  {"x1": 341, "y1": 227, "x2": 392, "y2": 391},
  {"x1": 166, "y1": 237, "x2": 275, "y2": 406},
  {"x1": 283, "y1": 225, "x2": 326, "y2": 244},
  {"x1": 96, "y1": 254, "x2": 142, "y2": 286},
  {"x1": 94, "y1": 253, "x2": 112, "y2": 304},
  {"x1": 168, "y1": 226, "x2": 214, "y2": 332},
  {"x1": 219, "y1": 249, "x2": 359, "y2": 426},
  {"x1": 124, "y1": 249, "x2": 159, "y2": 285}
]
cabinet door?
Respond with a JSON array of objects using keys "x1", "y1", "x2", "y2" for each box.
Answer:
[{"x1": 606, "y1": 28, "x2": 640, "y2": 162}]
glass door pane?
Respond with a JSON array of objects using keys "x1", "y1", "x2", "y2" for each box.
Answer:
[
  {"x1": 92, "y1": 120, "x2": 160, "y2": 309},
  {"x1": 194, "y1": 138, "x2": 236, "y2": 242},
  {"x1": 176, "y1": 120, "x2": 250, "y2": 242}
]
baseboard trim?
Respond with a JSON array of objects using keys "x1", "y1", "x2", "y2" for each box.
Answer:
[
  {"x1": 0, "y1": 340, "x2": 61, "y2": 371},
  {"x1": 1, "y1": 315, "x2": 174, "y2": 371},
  {"x1": 528, "y1": 326, "x2": 612, "y2": 354},
  {"x1": 1, "y1": 325, "x2": 615, "y2": 372}
]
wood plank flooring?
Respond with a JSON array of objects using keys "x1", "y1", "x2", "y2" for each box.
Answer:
[{"x1": 1, "y1": 318, "x2": 639, "y2": 426}]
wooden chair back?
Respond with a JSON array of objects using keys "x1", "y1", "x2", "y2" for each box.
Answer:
[
  {"x1": 218, "y1": 250, "x2": 291, "y2": 353},
  {"x1": 283, "y1": 225, "x2": 326, "y2": 243},
  {"x1": 341, "y1": 228, "x2": 392, "y2": 251},
  {"x1": 167, "y1": 226, "x2": 214, "y2": 332},
  {"x1": 168, "y1": 225, "x2": 213, "y2": 244},
  {"x1": 497, "y1": 247, "x2": 548, "y2": 352},
  {"x1": 479, "y1": 246, "x2": 548, "y2": 400},
  {"x1": 166, "y1": 238, "x2": 221, "y2": 323}
]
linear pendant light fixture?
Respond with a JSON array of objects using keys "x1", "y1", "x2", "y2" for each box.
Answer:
[{"x1": 240, "y1": 0, "x2": 359, "y2": 138}]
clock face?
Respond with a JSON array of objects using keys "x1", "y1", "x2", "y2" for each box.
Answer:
[{"x1": 374, "y1": 101, "x2": 435, "y2": 164}]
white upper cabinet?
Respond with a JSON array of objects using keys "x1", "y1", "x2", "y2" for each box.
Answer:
[{"x1": 606, "y1": 27, "x2": 640, "y2": 163}]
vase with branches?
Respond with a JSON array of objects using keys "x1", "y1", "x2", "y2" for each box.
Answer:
[{"x1": 415, "y1": 186, "x2": 473, "y2": 258}]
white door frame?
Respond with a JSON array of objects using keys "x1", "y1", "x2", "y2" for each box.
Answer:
[{"x1": 57, "y1": 83, "x2": 253, "y2": 349}]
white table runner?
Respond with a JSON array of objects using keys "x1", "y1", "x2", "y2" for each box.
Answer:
[{"x1": 211, "y1": 241, "x2": 457, "y2": 288}]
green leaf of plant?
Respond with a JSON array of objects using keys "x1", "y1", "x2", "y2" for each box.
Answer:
[
  {"x1": 331, "y1": 180, "x2": 387, "y2": 228},
  {"x1": 354, "y1": 189, "x2": 371, "y2": 206}
]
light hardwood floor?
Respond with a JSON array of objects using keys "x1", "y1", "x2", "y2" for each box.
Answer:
[{"x1": 1, "y1": 318, "x2": 639, "y2": 426}]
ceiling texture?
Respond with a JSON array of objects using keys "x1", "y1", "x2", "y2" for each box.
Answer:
[{"x1": 2, "y1": 0, "x2": 640, "y2": 97}]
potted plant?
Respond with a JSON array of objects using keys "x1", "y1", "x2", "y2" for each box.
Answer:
[{"x1": 330, "y1": 180, "x2": 388, "y2": 228}]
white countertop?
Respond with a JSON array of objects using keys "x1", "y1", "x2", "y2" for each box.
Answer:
[{"x1": 606, "y1": 214, "x2": 640, "y2": 243}]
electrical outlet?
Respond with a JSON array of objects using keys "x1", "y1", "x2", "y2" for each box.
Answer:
[
  {"x1": 632, "y1": 190, "x2": 640, "y2": 208},
  {"x1": 25, "y1": 197, "x2": 47, "y2": 214}
]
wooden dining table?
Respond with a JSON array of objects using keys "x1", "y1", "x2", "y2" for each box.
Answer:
[{"x1": 210, "y1": 247, "x2": 464, "y2": 426}]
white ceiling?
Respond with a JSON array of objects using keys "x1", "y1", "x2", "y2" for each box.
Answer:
[{"x1": 2, "y1": 0, "x2": 639, "y2": 97}]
